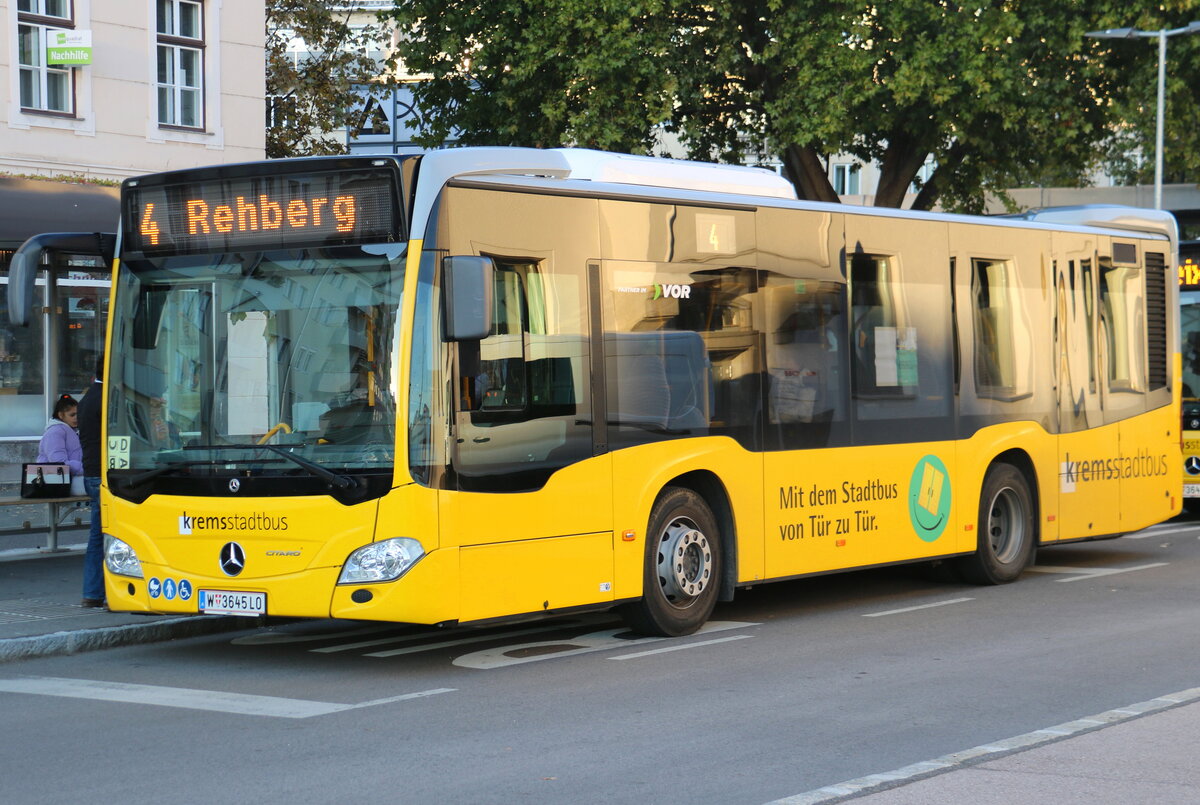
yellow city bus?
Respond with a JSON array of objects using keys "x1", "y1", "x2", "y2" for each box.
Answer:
[
  {"x1": 89, "y1": 150, "x2": 1180, "y2": 636},
  {"x1": 1179, "y1": 241, "x2": 1200, "y2": 511}
]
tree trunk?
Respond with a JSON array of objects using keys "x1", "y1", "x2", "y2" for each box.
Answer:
[
  {"x1": 910, "y1": 142, "x2": 967, "y2": 211},
  {"x1": 873, "y1": 134, "x2": 929, "y2": 209},
  {"x1": 781, "y1": 144, "x2": 841, "y2": 203}
]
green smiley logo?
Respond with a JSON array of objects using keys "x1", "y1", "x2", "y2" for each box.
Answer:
[{"x1": 909, "y1": 455, "x2": 951, "y2": 542}]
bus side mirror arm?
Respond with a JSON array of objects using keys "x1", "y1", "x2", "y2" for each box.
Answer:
[
  {"x1": 443, "y1": 255, "x2": 494, "y2": 341},
  {"x1": 7, "y1": 232, "x2": 116, "y2": 326}
]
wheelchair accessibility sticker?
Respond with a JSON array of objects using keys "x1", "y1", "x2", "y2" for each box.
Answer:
[{"x1": 148, "y1": 577, "x2": 193, "y2": 601}]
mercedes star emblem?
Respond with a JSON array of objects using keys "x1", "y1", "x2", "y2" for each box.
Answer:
[
  {"x1": 229, "y1": 478, "x2": 241, "y2": 493},
  {"x1": 1186, "y1": 456, "x2": 1200, "y2": 476},
  {"x1": 219, "y1": 542, "x2": 246, "y2": 576}
]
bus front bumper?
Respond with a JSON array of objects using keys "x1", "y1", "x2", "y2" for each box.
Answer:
[{"x1": 103, "y1": 547, "x2": 460, "y2": 625}]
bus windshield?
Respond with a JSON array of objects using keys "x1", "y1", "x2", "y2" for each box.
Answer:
[
  {"x1": 106, "y1": 244, "x2": 406, "y2": 496},
  {"x1": 1183, "y1": 288, "x2": 1200, "y2": 400}
]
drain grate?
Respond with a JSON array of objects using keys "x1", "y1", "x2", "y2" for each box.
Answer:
[{"x1": 0, "y1": 599, "x2": 105, "y2": 624}]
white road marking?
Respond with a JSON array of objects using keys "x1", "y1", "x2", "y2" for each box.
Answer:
[
  {"x1": 1026, "y1": 565, "x2": 1103, "y2": 574},
  {"x1": 862, "y1": 597, "x2": 974, "y2": 618},
  {"x1": 763, "y1": 685, "x2": 1200, "y2": 804},
  {"x1": 355, "y1": 622, "x2": 594, "y2": 657},
  {"x1": 1052, "y1": 562, "x2": 1168, "y2": 582},
  {"x1": 1026, "y1": 562, "x2": 1168, "y2": 582},
  {"x1": 1124, "y1": 525, "x2": 1196, "y2": 539},
  {"x1": 312, "y1": 633, "x2": 439, "y2": 652},
  {"x1": 231, "y1": 624, "x2": 397, "y2": 645},
  {"x1": 1123, "y1": 523, "x2": 1200, "y2": 542},
  {"x1": 0, "y1": 676, "x2": 453, "y2": 719},
  {"x1": 311, "y1": 620, "x2": 582, "y2": 653},
  {"x1": 309, "y1": 629, "x2": 466, "y2": 654},
  {"x1": 609, "y1": 634, "x2": 752, "y2": 660},
  {"x1": 451, "y1": 627, "x2": 657, "y2": 668},
  {"x1": 453, "y1": 621, "x2": 759, "y2": 669}
]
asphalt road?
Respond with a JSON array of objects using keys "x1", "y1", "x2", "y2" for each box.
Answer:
[{"x1": 2, "y1": 517, "x2": 1199, "y2": 804}]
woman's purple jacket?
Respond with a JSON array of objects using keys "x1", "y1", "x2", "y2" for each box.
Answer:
[{"x1": 37, "y1": 418, "x2": 84, "y2": 477}]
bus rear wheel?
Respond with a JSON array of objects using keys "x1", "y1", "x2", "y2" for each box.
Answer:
[
  {"x1": 957, "y1": 463, "x2": 1035, "y2": 585},
  {"x1": 620, "y1": 486, "x2": 721, "y2": 637}
]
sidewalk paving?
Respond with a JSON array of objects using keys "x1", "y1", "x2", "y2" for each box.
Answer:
[
  {"x1": 2, "y1": 542, "x2": 1198, "y2": 803},
  {"x1": 837, "y1": 697, "x2": 1200, "y2": 803},
  {"x1": 773, "y1": 690, "x2": 1200, "y2": 804},
  {"x1": 0, "y1": 542, "x2": 250, "y2": 663}
]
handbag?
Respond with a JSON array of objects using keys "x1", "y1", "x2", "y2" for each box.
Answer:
[{"x1": 20, "y1": 462, "x2": 71, "y2": 499}]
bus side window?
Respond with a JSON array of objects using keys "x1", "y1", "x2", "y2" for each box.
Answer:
[
  {"x1": 458, "y1": 265, "x2": 529, "y2": 414},
  {"x1": 850, "y1": 253, "x2": 910, "y2": 398},
  {"x1": 973, "y1": 258, "x2": 1022, "y2": 397},
  {"x1": 452, "y1": 259, "x2": 590, "y2": 492},
  {"x1": 761, "y1": 275, "x2": 848, "y2": 450}
]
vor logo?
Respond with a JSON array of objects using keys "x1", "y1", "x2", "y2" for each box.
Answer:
[
  {"x1": 908, "y1": 455, "x2": 951, "y2": 542},
  {"x1": 651, "y1": 283, "x2": 691, "y2": 300}
]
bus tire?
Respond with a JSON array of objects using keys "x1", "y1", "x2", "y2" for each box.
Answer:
[
  {"x1": 620, "y1": 486, "x2": 721, "y2": 637},
  {"x1": 957, "y1": 463, "x2": 1035, "y2": 585}
]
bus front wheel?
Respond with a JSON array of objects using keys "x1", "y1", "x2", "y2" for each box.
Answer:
[
  {"x1": 620, "y1": 486, "x2": 721, "y2": 637},
  {"x1": 957, "y1": 464, "x2": 1035, "y2": 585}
]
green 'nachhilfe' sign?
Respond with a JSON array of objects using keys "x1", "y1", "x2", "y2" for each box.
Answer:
[{"x1": 46, "y1": 30, "x2": 92, "y2": 65}]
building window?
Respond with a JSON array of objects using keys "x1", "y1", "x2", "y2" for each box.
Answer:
[
  {"x1": 266, "y1": 94, "x2": 298, "y2": 130},
  {"x1": 17, "y1": 0, "x2": 75, "y2": 114},
  {"x1": 156, "y1": 0, "x2": 204, "y2": 129},
  {"x1": 833, "y1": 163, "x2": 860, "y2": 196},
  {"x1": 909, "y1": 158, "x2": 937, "y2": 195}
]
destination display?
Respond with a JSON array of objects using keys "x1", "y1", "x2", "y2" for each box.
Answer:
[
  {"x1": 125, "y1": 168, "x2": 399, "y2": 255},
  {"x1": 1182, "y1": 253, "x2": 1200, "y2": 290}
]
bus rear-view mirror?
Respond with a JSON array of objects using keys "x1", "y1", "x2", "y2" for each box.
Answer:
[{"x1": 443, "y1": 255, "x2": 495, "y2": 341}]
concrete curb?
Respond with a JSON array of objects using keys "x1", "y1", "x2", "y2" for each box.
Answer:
[{"x1": 0, "y1": 614, "x2": 255, "y2": 664}]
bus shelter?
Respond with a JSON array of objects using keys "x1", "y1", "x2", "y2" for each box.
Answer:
[{"x1": 0, "y1": 177, "x2": 118, "y2": 487}]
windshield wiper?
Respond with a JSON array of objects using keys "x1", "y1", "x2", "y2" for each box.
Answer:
[
  {"x1": 121, "y1": 459, "x2": 225, "y2": 490},
  {"x1": 195, "y1": 443, "x2": 359, "y2": 490},
  {"x1": 245, "y1": 443, "x2": 358, "y2": 490},
  {"x1": 121, "y1": 444, "x2": 359, "y2": 491}
]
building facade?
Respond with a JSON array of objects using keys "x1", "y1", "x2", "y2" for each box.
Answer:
[
  {"x1": 2, "y1": 0, "x2": 264, "y2": 180},
  {"x1": 821, "y1": 151, "x2": 1200, "y2": 213},
  {"x1": 0, "y1": 0, "x2": 265, "y2": 492}
]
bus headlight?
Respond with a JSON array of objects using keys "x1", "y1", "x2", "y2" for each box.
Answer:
[
  {"x1": 104, "y1": 534, "x2": 144, "y2": 578},
  {"x1": 339, "y1": 538, "x2": 425, "y2": 584}
]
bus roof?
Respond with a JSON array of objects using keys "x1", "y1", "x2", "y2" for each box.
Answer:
[
  {"x1": 410, "y1": 147, "x2": 1175, "y2": 251},
  {"x1": 1009, "y1": 205, "x2": 1178, "y2": 245},
  {"x1": 116, "y1": 148, "x2": 1177, "y2": 253}
]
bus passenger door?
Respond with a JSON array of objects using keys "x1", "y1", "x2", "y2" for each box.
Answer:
[
  {"x1": 1053, "y1": 234, "x2": 1121, "y2": 539},
  {"x1": 439, "y1": 252, "x2": 614, "y2": 623}
]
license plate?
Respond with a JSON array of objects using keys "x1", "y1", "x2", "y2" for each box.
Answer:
[
  {"x1": 198, "y1": 589, "x2": 266, "y2": 617},
  {"x1": 1184, "y1": 484, "x2": 1200, "y2": 498}
]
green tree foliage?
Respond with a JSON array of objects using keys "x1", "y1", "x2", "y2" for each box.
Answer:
[
  {"x1": 385, "y1": 1, "x2": 1195, "y2": 211},
  {"x1": 671, "y1": 1, "x2": 1132, "y2": 212},
  {"x1": 266, "y1": 0, "x2": 388, "y2": 158},
  {"x1": 1092, "y1": 2, "x2": 1200, "y2": 188},
  {"x1": 384, "y1": 0, "x2": 677, "y2": 153}
]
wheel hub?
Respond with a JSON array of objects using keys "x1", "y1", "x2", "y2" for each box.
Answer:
[
  {"x1": 987, "y1": 486, "x2": 1026, "y2": 563},
  {"x1": 656, "y1": 518, "x2": 713, "y2": 604}
]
